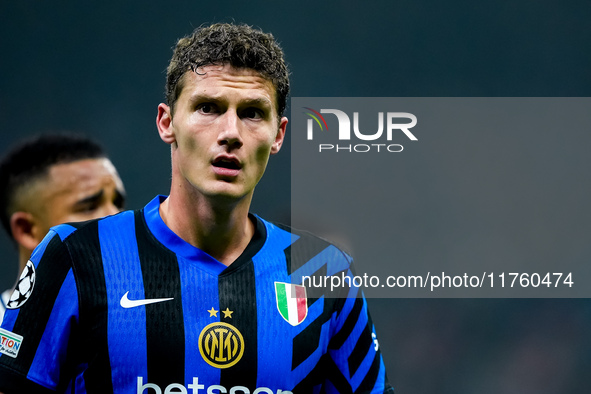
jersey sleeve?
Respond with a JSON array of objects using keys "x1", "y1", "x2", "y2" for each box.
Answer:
[
  {"x1": 325, "y1": 255, "x2": 395, "y2": 393},
  {"x1": 0, "y1": 226, "x2": 79, "y2": 393}
]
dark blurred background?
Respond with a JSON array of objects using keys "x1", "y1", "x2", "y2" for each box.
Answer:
[{"x1": 1, "y1": 1, "x2": 590, "y2": 392}]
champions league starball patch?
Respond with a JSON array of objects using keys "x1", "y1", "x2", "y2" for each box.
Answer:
[{"x1": 7, "y1": 260, "x2": 36, "y2": 309}]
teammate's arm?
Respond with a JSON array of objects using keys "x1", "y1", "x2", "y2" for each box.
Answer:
[{"x1": 0, "y1": 228, "x2": 79, "y2": 392}]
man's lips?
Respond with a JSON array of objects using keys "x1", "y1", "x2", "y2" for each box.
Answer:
[{"x1": 212, "y1": 156, "x2": 242, "y2": 177}]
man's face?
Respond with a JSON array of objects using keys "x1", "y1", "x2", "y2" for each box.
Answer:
[
  {"x1": 27, "y1": 157, "x2": 125, "y2": 240},
  {"x1": 160, "y1": 64, "x2": 288, "y2": 202}
]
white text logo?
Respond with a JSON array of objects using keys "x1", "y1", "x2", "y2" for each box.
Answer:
[
  {"x1": 304, "y1": 108, "x2": 417, "y2": 153},
  {"x1": 137, "y1": 376, "x2": 293, "y2": 394}
]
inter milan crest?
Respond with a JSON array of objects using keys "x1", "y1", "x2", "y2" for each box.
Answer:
[
  {"x1": 275, "y1": 282, "x2": 308, "y2": 326},
  {"x1": 7, "y1": 260, "x2": 36, "y2": 309},
  {"x1": 198, "y1": 321, "x2": 245, "y2": 369}
]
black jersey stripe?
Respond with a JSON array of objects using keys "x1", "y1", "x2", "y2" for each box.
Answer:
[
  {"x1": 292, "y1": 312, "x2": 323, "y2": 370},
  {"x1": 216, "y1": 216, "x2": 265, "y2": 388},
  {"x1": 329, "y1": 297, "x2": 364, "y2": 350},
  {"x1": 283, "y1": 230, "x2": 331, "y2": 275},
  {"x1": 0, "y1": 367, "x2": 56, "y2": 394},
  {"x1": 66, "y1": 220, "x2": 113, "y2": 393},
  {"x1": 222, "y1": 215, "x2": 266, "y2": 274},
  {"x1": 291, "y1": 353, "x2": 326, "y2": 392},
  {"x1": 2, "y1": 234, "x2": 71, "y2": 376},
  {"x1": 304, "y1": 263, "x2": 327, "y2": 307},
  {"x1": 64, "y1": 219, "x2": 95, "y2": 230},
  {"x1": 292, "y1": 296, "x2": 332, "y2": 370},
  {"x1": 324, "y1": 355, "x2": 354, "y2": 394},
  {"x1": 356, "y1": 350, "x2": 382, "y2": 393},
  {"x1": 135, "y1": 211, "x2": 185, "y2": 387},
  {"x1": 347, "y1": 322, "x2": 373, "y2": 377},
  {"x1": 218, "y1": 262, "x2": 258, "y2": 389}
]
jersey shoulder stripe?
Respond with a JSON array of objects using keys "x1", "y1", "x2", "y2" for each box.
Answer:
[
  {"x1": 134, "y1": 209, "x2": 186, "y2": 388},
  {"x1": 64, "y1": 218, "x2": 114, "y2": 392},
  {"x1": 0, "y1": 230, "x2": 76, "y2": 392}
]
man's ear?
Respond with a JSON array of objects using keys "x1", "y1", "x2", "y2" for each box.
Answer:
[
  {"x1": 157, "y1": 103, "x2": 176, "y2": 145},
  {"x1": 270, "y1": 116, "x2": 288, "y2": 155},
  {"x1": 10, "y1": 211, "x2": 42, "y2": 252}
]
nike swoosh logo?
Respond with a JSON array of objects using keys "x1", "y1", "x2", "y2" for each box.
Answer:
[{"x1": 120, "y1": 291, "x2": 174, "y2": 308}]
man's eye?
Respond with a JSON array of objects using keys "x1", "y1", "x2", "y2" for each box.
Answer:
[
  {"x1": 242, "y1": 108, "x2": 263, "y2": 119},
  {"x1": 197, "y1": 103, "x2": 217, "y2": 114},
  {"x1": 77, "y1": 203, "x2": 99, "y2": 213}
]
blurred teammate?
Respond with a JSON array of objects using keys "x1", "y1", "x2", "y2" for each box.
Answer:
[
  {"x1": 0, "y1": 24, "x2": 393, "y2": 393},
  {"x1": 0, "y1": 133, "x2": 126, "y2": 320}
]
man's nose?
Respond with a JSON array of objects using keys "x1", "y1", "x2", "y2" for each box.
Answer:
[{"x1": 217, "y1": 111, "x2": 243, "y2": 149}]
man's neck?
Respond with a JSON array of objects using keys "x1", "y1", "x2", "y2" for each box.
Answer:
[{"x1": 159, "y1": 190, "x2": 255, "y2": 266}]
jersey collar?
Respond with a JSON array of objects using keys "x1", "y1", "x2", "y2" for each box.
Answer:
[{"x1": 142, "y1": 195, "x2": 266, "y2": 275}]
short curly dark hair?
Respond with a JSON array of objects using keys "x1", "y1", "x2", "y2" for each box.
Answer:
[{"x1": 166, "y1": 23, "x2": 290, "y2": 117}]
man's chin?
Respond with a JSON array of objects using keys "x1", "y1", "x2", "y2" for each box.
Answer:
[{"x1": 204, "y1": 186, "x2": 253, "y2": 206}]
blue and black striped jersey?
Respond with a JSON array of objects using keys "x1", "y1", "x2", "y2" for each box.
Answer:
[{"x1": 0, "y1": 195, "x2": 393, "y2": 393}]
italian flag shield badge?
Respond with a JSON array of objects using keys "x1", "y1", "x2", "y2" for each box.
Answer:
[{"x1": 275, "y1": 282, "x2": 308, "y2": 326}]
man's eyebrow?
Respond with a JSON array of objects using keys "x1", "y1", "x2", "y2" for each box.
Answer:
[
  {"x1": 74, "y1": 189, "x2": 104, "y2": 206},
  {"x1": 188, "y1": 94, "x2": 272, "y2": 108},
  {"x1": 240, "y1": 97, "x2": 273, "y2": 108}
]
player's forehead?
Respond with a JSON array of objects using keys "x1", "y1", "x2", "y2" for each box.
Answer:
[
  {"x1": 48, "y1": 157, "x2": 119, "y2": 181},
  {"x1": 45, "y1": 158, "x2": 123, "y2": 196},
  {"x1": 178, "y1": 64, "x2": 277, "y2": 108}
]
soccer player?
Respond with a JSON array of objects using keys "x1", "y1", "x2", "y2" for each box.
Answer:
[
  {"x1": 0, "y1": 24, "x2": 393, "y2": 393},
  {"x1": 0, "y1": 134, "x2": 126, "y2": 321}
]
